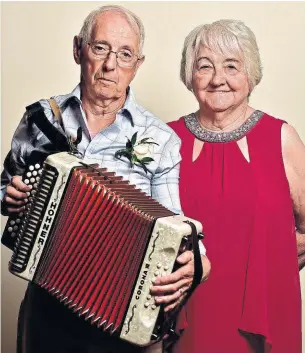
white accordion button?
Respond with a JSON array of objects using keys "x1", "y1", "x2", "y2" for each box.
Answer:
[
  {"x1": 156, "y1": 263, "x2": 162, "y2": 269},
  {"x1": 154, "y1": 271, "x2": 160, "y2": 277},
  {"x1": 24, "y1": 179, "x2": 30, "y2": 184},
  {"x1": 29, "y1": 165, "x2": 34, "y2": 171},
  {"x1": 26, "y1": 172, "x2": 32, "y2": 177},
  {"x1": 164, "y1": 265, "x2": 169, "y2": 271},
  {"x1": 30, "y1": 177, "x2": 35, "y2": 183},
  {"x1": 144, "y1": 302, "x2": 150, "y2": 308},
  {"x1": 32, "y1": 171, "x2": 37, "y2": 176},
  {"x1": 10, "y1": 220, "x2": 15, "y2": 226},
  {"x1": 35, "y1": 164, "x2": 40, "y2": 169},
  {"x1": 146, "y1": 295, "x2": 152, "y2": 300},
  {"x1": 151, "y1": 304, "x2": 156, "y2": 310},
  {"x1": 8, "y1": 227, "x2": 13, "y2": 232}
]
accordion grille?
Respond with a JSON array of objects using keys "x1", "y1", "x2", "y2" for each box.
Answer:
[{"x1": 31, "y1": 166, "x2": 172, "y2": 334}]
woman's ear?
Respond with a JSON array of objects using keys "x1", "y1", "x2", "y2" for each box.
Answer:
[{"x1": 73, "y1": 36, "x2": 82, "y2": 65}]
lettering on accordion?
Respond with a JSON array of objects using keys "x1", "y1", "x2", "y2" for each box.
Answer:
[{"x1": 4, "y1": 152, "x2": 202, "y2": 347}]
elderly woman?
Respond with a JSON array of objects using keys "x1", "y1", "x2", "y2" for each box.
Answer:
[{"x1": 156, "y1": 20, "x2": 305, "y2": 353}]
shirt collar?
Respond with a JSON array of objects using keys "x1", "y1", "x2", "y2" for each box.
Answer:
[{"x1": 55, "y1": 84, "x2": 140, "y2": 126}]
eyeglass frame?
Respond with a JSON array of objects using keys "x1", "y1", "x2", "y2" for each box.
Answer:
[{"x1": 87, "y1": 41, "x2": 142, "y2": 68}]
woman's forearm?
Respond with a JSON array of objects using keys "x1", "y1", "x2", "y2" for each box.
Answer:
[{"x1": 297, "y1": 231, "x2": 305, "y2": 270}]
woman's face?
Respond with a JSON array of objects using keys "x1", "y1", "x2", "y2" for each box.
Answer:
[{"x1": 192, "y1": 46, "x2": 250, "y2": 113}]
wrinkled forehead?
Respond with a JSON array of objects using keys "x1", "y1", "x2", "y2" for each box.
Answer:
[
  {"x1": 197, "y1": 29, "x2": 244, "y2": 61},
  {"x1": 91, "y1": 11, "x2": 140, "y2": 48}
]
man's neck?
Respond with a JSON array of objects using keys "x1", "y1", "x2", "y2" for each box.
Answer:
[{"x1": 81, "y1": 90, "x2": 127, "y2": 134}]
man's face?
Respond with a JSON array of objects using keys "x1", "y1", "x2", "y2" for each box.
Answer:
[{"x1": 74, "y1": 11, "x2": 144, "y2": 103}]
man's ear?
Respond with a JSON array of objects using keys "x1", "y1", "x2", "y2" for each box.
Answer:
[
  {"x1": 133, "y1": 55, "x2": 145, "y2": 78},
  {"x1": 73, "y1": 36, "x2": 82, "y2": 65}
]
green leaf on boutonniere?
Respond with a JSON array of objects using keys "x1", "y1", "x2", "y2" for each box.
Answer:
[
  {"x1": 136, "y1": 160, "x2": 149, "y2": 174},
  {"x1": 126, "y1": 138, "x2": 133, "y2": 150},
  {"x1": 114, "y1": 149, "x2": 132, "y2": 162},
  {"x1": 131, "y1": 132, "x2": 138, "y2": 146},
  {"x1": 140, "y1": 157, "x2": 154, "y2": 164}
]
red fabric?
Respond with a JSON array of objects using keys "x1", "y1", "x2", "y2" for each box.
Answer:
[{"x1": 168, "y1": 114, "x2": 301, "y2": 353}]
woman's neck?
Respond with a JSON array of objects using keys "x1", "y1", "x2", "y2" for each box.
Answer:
[{"x1": 197, "y1": 103, "x2": 254, "y2": 132}]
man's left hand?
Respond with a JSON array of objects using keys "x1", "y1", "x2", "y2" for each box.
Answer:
[{"x1": 150, "y1": 251, "x2": 210, "y2": 312}]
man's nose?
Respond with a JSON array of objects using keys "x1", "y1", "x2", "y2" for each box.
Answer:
[{"x1": 103, "y1": 51, "x2": 117, "y2": 71}]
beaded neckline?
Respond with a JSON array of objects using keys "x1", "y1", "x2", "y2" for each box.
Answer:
[{"x1": 184, "y1": 110, "x2": 264, "y2": 143}]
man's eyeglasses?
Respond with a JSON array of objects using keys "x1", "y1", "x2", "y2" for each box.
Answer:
[{"x1": 87, "y1": 42, "x2": 141, "y2": 68}]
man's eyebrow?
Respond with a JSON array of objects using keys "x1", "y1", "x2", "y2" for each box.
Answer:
[{"x1": 91, "y1": 40, "x2": 109, "y2": 45}]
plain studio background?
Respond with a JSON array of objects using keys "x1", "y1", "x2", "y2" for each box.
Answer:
[{"x1": 1, "y1": 2, "x2": 305, "y2": 353}]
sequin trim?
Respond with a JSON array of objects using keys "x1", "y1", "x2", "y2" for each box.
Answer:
[{"x1": 184, "y1": 110, "x2": 264, "y2": 143}]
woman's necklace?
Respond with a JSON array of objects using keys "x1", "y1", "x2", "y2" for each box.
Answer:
[{"x1": 185, "y1": 110, "x2": 264, "y2": 143}]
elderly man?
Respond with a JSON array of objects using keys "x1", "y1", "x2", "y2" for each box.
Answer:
[{"x1": 1, "y1": 5, "x2": 210, "y2": 353}]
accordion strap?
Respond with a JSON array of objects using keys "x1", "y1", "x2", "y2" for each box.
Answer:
[
  {"x1": 26, "y1": 101, "x2": 70, "y2": 151},
  {"x1": 187, "y1": 220, "x2": 203, "y2": 292}
]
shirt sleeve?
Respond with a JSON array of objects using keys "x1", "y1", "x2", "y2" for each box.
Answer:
[
  {"x1": 151, "y1": 131, "x2": 182, "y2": 214},
  {"x1": 151, "y1": 131, "x2": 207, "y2": 256},
  {"x1": 1, "y1": 112, "x2": 34, "y2": 200},
  {"x1": 1, "y1": 102, "x2": 63, "y2": 201}
]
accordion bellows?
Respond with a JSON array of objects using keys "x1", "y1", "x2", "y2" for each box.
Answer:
[{"x1": 5, "y1": 152, "x2": 202, "y2": 346}]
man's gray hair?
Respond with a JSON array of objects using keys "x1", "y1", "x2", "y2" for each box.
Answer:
[
  {"x1": 79, "y1": 5, "x2": 145, "y2": 55},
  {"x1": 180, "y1": 19, "x2": 262, "y2": 92}
]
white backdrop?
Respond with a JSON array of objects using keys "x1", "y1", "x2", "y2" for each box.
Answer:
[{"x1": 1, "y1": 2, "x2": 305, "y2": 353}]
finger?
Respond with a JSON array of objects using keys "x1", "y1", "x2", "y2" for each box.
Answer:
[
  {"x1": 150, "y1": 278, "x2": 191, "y2": 296},
  {"x1": 153, "y1": 261, "x2": 194, "y2": 286},
  {"x1": 7, "y1": 205, "x2": 26, "y2": 214},
  {"x1": 11, "y1": 176, "x2": 31, "y2": 192},
  {"x1": 155, "y1": 286, "x2": 187, "y2": 305},
  {"x1": 4, "y1": 195, "x2": 28, "y2": 206},
  {"x1": 164, "y1": 291, "x2": 187, "y2": 313},
  {"x1": 5, "y1": 184, "x2": 29, "y2": 201},
  {"x1": 176, "y1": 250, "x2": 194, "y2": 265}
]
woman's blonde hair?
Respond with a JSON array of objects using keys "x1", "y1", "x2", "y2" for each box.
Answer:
[{"x1": 180, "y1": 19, "x2": 262, "y2": 92}]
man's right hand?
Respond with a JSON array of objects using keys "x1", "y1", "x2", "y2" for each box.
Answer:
[{"x1": 3, "y1": 176, "x2": 31, "y2": 214}]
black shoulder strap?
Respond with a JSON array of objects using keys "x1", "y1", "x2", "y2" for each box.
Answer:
[{"x1": 26, "y1": 101, "x2": 70, "y2": 151}]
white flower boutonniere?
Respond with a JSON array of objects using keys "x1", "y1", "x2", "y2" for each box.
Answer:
[{"x1": 115, "y1": 132, "x2": 159, "y2": 174}]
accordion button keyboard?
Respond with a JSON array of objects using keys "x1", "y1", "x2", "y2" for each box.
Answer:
[
  {"x1": 146, "y1": 295, "x2": 152, "y2": 300},
  {"x1": 156, "y1": 263, "x2": 162, "y2": 269},
  {"x1": 29, "y1": 166, "x2": 34, "y2": 171},
  {"x1": 151, "y1": 304, "x2": 157, "y2": 310},
  {"x1": 144, "y1": 302, "x2": 150, "y2": 308}
]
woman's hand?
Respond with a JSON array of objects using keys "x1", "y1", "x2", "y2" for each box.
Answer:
[{"x1": 150, "y1": 251, "x2": 211, "y2": 312}]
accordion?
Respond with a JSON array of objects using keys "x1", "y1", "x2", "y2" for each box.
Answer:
[{"x1": 2, "y1": 152, "x2": 202, "y2": 346}]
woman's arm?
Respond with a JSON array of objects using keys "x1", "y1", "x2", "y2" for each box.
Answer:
[{"x1": 282, "y1": 124, "x2": 305, "y2": 270}]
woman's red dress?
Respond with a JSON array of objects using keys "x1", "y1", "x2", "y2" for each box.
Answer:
[{"x1": 168, "y1": 113, "x2": 301, "y2": 353}]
